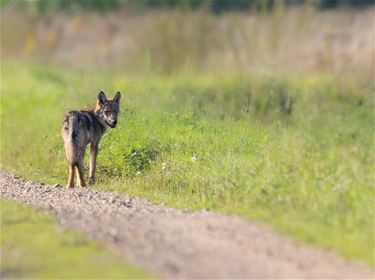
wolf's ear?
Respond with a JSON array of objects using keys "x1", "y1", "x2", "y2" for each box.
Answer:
[
  {"x1": 114, "y1": 91, "x2": 121, "y2": 104},
  {"x1": 98, "y1": 91, "x2": 107, "y2": 105}
]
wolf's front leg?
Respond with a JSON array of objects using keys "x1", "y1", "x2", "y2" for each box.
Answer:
[{"x1": 89, "y1": 144, "x2": 98, "y2": 185}]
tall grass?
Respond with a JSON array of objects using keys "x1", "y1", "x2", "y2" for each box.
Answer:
[
  {"x1": 1, "y1": 62, "x2": 373, "y2": 265},
  {"x1": 1, "y1": 7, "x2": 373, "y2": 76}
]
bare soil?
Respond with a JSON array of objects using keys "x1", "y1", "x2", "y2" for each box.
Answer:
[{"x1": 1, "y1": 169, "x2": 373, "y2": 279}]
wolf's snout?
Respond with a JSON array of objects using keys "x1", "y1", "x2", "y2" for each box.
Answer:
[{"x1": 107, "y1": 119, "x2": 117, "y2": 128}]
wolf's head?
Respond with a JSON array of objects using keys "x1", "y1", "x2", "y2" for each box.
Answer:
[{"x1": 94, "y1": 91, "x2": 121, "y2": 128}]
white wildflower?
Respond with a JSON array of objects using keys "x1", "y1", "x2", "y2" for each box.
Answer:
[{"x1": 191, "y1": 156, "x2": 197, "y2": 162}]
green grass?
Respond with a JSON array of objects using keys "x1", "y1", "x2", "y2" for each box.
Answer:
[
  {"x1": 0, "y1": 199, "x2": 153, "y2": 279},
  {"x1": 0, "y1": 61, "x2": 373, "y2": 266}
]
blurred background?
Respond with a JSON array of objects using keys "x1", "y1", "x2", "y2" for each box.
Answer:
[
  {"x1": 1, "y1": 1, "x2": 374, "y2": 276},
  {"x1": 1, "y1": 0, "x2": 374, "y2": 77}
]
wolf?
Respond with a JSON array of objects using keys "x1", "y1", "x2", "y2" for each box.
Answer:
[{"x1": 61, "y1": 91, "x2": 121, "y2": 188}]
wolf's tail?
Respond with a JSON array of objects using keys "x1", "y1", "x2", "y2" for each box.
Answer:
[{"x1": 65, "y1": 115, "x2": 81, "y2": 165}]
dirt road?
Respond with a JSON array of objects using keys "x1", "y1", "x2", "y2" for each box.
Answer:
[{"x1": 1, "y1": 169, "x2": 373, "y2": 279}]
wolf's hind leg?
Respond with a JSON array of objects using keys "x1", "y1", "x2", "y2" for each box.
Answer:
[
  {"x1": 66, "y1": 164, "x2": 75, "y2": 188},
  {"x1": 76, "y1": 161, "x2": 86, "y2": 188}
]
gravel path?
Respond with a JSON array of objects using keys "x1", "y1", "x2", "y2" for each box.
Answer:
[{"x1": 1, "y1": 169, "x2": 373, "y2": 279}]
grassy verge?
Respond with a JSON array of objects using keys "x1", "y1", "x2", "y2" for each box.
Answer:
[
  {"x1": 0, "y1": 199, "x2": 152, "y2": 279},
  {"x1": 1, "y1": 61, "x2": 373, "y2": 265}
]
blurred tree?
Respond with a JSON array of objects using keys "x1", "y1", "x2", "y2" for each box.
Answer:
[
  {"x1": 2, "y1": 0, "x2": 373, "y2": 13},
  {"x1": 12, "y1": 0, "x2": 120, "y2": 13},
  {"x1": 317, "y1": 0, "x2": 374, "y2": 8}
]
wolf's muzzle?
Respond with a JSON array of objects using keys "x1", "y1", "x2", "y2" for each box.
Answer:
[{"x1": 106, "y1": 120, "x2": 117, "y2": 128}]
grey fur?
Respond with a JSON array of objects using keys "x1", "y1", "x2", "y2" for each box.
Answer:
[{"x1": 61, "y1": 92, "x2": 121, "y2": 188}]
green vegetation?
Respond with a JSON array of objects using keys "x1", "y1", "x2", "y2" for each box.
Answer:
[
  {"x1": 0, "y1": 199, "x2": 152, "y2": 279},
  {"x1": 1, "y1": 62, "x2": 373, "y2": 265}
]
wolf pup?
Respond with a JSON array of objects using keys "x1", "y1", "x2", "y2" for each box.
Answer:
[{"x1": 61, "y1": 91, "x2": 121, "y2": 188}]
